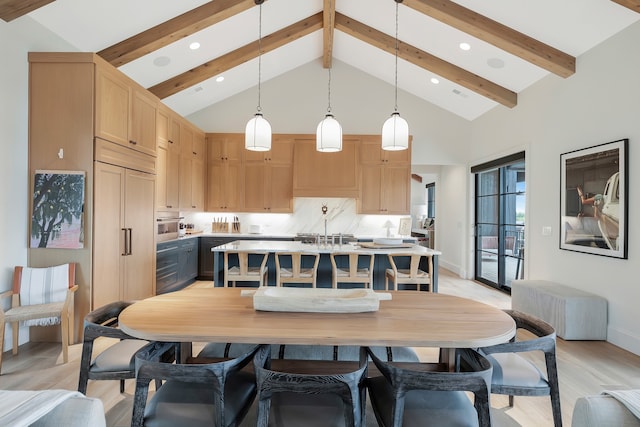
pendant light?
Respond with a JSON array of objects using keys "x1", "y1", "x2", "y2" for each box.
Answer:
[
  {"x1": 382, "y1": 0, "x2": 409, "y2": 151},
  {"x1": 245, "y1": 0, "x2": 271, "y2": 151},
  {"x1": 316, "y1": 0, "x2": 342, "y2": 152}
]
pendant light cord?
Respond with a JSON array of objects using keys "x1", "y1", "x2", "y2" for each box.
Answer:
[
  {"x1": 257, "y1": 3, "x2": 263, "y2": 113},
  {"x1": 327, "y1": 66, "x2": 332, "y2": 114},
  {"x1": 394, "y1": 1, "x2": 399, "y2": 113},
  {"x1": 327, "y1": 0, "x2": 334, "y2": 114}
]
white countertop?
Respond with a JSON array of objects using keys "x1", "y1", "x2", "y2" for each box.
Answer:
[{"x1": 210, "y1": 239, "x2": 441, "y2": 255}]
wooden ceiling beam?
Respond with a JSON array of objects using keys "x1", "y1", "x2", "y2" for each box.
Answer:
[
  {"x1": 149, "y1": 13, "x2": 323, "y2": 99},
  {"x1": 0, "y1": 0, "x2": 54, "y2": 22},
  {"x1": 322, "y1": 0, "x2": 336, "y2": 68},
  {"x1": 335, "y1": 13, "x2": 517, "y2": 108},
  {"x1": 98, "y1": 0, "x2": 257, "y2": 68},
  {"x1": 402, "y1": 0, "x2": 575, "y2": 78},
  {"x1": 611, "y1": 0, "x2": 640, "y2": 13}
]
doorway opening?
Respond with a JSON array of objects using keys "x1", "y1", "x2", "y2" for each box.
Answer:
[{"x1": 472, "y1": 152, "x2": 525, "y2": 292}]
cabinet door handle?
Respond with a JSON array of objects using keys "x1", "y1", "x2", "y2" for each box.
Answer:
[
  {"x1": 127, "y1": 228, "x2": 133, "y2": 255},
  {"x1": 121, "y1": 228, "x2": 128, "y2": 256},
  {"x1": 129, "y1": 140, "x2": 137, "y2": 145}
]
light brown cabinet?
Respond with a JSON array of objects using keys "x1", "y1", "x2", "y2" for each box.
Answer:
[
  {"x1": 358, "y1": 137, "x2": 411, "y2": 214},
  {"x1": 179, "y1": 124, "x2": 205, "y2": 210},
  {"x1": 156, "y1": 106, "x2": 180, "y2": 210},
  {"x1": 28, "y1": 53, "x2": 158, "y2": 340},
  {"x1": 292, "y1": 137, "x2": 360, "y2": 198},
  {"x1": 207, "y1": 134, "x2": 244, "y2": 211},
  {"x1": 95, "y1": 65, "x2": 157, "y2": 157},
  {"x1": 93, "y1": 159, "x2": 155, "y2": 307},
  {"x1": 243, "y1": 139, "x2": 294, "y2": 212}
]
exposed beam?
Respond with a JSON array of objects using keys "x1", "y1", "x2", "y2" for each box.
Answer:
[
  {"x1": 0, "y1": 0, "x2": 54, "y2": 22},
  {"x1": 322, "y1": 0, "x2": 336, "y2": 68},
  {"x1": 611, "y1": 0, "x2": 640, "y2": 13},
  {"x1": 149, "y1": 13, "x2": 323, "y2": 99},
  {"x1": 402, "y1": 0, "x2": 575, "y2": 78},
  {"x1": 98, "y1": 0, "x2": 257, "y2": 68},
  {"x1": 335, "y1": 13, "x2": 517, "y2": 108}
]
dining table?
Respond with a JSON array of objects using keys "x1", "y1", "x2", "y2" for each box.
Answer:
[{"x1": 119, "y1": 287, "x2": 515, "y2": 366}]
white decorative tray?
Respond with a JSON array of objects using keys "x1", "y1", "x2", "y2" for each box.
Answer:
[{"x1": 241, "y1": 287, "x2": 391, "y2": 313}]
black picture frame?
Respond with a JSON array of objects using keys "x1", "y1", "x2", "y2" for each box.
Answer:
[{"x1": 560, "y1": 139, "x2": 628, "y2": 259}]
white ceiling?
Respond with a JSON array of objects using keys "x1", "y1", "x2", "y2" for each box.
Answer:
[{"x1": 27, "y1": 0, "x2": 639, "y2": 121}]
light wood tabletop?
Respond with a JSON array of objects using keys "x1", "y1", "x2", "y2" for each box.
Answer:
[{"x1": 119, "y1": 287, "x2": 515, "y2": 349}]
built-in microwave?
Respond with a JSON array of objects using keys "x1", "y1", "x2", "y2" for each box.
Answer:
[{"x1": 156, "y1": 215, "x2": 182, "y2": 242}]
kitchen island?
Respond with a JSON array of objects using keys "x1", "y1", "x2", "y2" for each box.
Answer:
[{"x1": 211, "y1": 240, "x2": 442, "y2": 291}]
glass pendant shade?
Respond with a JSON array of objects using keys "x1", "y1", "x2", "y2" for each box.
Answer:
[
  {"x1": 316, "y1": 113, "x2": 342, "y2": 152},
  {"x1": 245, "y1": 112, "x2": 272, "y2": 151},
  {"x1": 381, "y1": 111, "x2": 409, "y2": 151}
]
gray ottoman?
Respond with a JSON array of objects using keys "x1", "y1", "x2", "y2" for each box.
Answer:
[{"x1": 511, "y1": 280, "x2": 607, "y2": 340}]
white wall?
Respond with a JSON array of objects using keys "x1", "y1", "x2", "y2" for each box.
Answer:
[
  {"x1": 469, "y1": 21, "x2": 640, "y2": 355},
  {"x1": 0, "y1": 18, "x2": 76, "y2": 349}
]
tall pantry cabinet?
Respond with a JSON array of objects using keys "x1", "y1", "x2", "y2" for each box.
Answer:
[{"x1": 28, "y1": 53, "x2": 157, "y2": 341}]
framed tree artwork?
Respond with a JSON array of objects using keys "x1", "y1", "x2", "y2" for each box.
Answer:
[
  {"x1": 560, "y1": 139, "x2": 628, "y2": 259},
  {"x1": 31, "y1": 170, "x2": 86, "y2": 249}
]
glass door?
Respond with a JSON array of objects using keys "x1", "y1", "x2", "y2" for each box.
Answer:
[{"x1": 473, "y1": 155, "x2": 525, "y2": 291}]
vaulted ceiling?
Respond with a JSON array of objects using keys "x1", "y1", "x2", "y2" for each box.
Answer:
[{"x1": 2, "y1": 0, "x2": 639, "y2": 120}]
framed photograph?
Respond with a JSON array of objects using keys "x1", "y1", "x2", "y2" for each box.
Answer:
[
  {"x1": 398, "y1": 217, "x2": 412, "y2": 236},
  {"x1": 560, "y1": 139, "x2": 628, "y2": 258},
  {"x1": 30, "y1": 170, "x2": 86, "y2": 249}
]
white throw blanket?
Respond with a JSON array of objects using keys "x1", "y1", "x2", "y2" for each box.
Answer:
[
  {"x1": 602, "y1": 389, "x2": 640, "y2": 419},
  {"x1": 19, "y1": 264, "x2": 69, "y2": 327},
  {"x1": 0, "y1": 390, "x2": 83, "y2": 427}
]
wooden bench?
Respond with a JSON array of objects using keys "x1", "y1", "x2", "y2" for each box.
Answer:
[{"x1": 511, "y1": 280, "x2": 607, "y2": 340}]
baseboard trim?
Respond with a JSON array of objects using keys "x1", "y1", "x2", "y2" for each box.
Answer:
[{"x1": 607, "y1": 327, "x2": 640, "y2": 357}]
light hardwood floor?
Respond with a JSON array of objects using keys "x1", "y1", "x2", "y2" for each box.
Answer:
[{"x1": 0, "y1": 268, "x2": 639, "y2": 426}]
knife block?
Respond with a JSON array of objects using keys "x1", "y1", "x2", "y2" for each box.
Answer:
[
  {"x1": 211, "y1": 221, "x2": 229, "y2": 233},
  {"x1": 231, "y1": 219, "x2": 241, "y2": 233}
]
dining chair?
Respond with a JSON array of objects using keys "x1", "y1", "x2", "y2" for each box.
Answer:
[
  {"x1": 275, "y1": 252, "x2": 320, "y2": 288},
  {"x1": 0, "y1": 263, "x2": 78, "y2": 374},
  {"x1": 132, "y1": 341, "x2": 260, "y2": 427},
  {"x1": 366, "y1": 346, "x2": 493, "y2": 427},
  {"x1": 223, "y1": 250, "x2": 269, "y2": 287},
  {"x1": 384, "y1": 253, "x2": 433, "y2": 291},
  {"x1": 477, "y1": 309, "x2": 563, "y2": 427},
  {"x1": 253, "y1": 344, "x2": 368, "y2": 427},
  {"x1": 330, "y1": 252, "x2": 375, "y2": 289},
  {"x1": 78, "y1": 301, "x2": 151, "y2": 395}
]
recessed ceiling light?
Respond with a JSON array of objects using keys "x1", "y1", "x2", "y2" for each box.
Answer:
[
  {"x1": 189, "y1": 42, "x2": 201, "y2": 50},
  {"x1": 487, "y1": 58, "x2": 505, "y2": 69},
  {"x1": 216, "y1": 76, "x2": 225, "y2": 83},
  {"x1": 430, "y1": 77, "x2": 439, "y2": 85},
  {"x1": 153, "y1": 56, "x2": 171, "y2": 67},
  {"x1": 459, "y1": 42, "x2": 471, "y2": 51}
]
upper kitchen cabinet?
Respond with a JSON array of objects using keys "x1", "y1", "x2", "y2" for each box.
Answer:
[
  {"x1": 206, "y1": 134, "x2": 243, "y2": 212},
  {"x1": 293, "y1": 138, "x2": 359, "y2": 198},
  {"x1": 358, "y1": 136, "x2": 412, "y2": 215},
  {"x1": 95, "y1": 64, "x2": 157, "y2": 157},
  {"x1": 156, "y1": 105, "x2": 180, "y2": 210},
  {"x1": 243, "y1": 138, "x2": 294, "y2": 213},
  {"x1": 179, "y1": 123, "x2": 205, "y2": 211}
]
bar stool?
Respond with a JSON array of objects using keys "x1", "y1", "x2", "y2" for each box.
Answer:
[
  {"x1": 330, "y1": 252, "x2": 375, "y2": 289},
  {"x1": 275, "y1": 252, "x2": 320, "y2": 287},
  {"x1": 385, "y1": 253, "x2": 433, "y2": 291},
  {"x1": 224, "y1": 250, "x2": 269, "y2": 287}
]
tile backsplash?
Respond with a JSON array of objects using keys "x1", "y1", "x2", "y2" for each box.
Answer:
[{"x1": 186, "y1": 198, "x2": 411, "y2": 237}]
